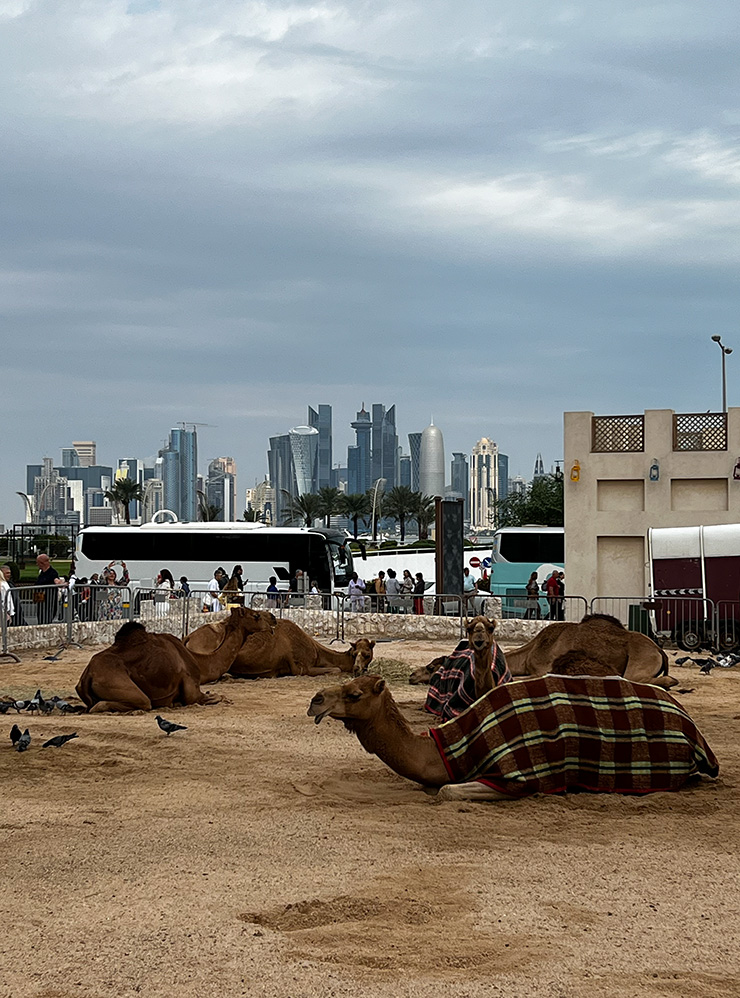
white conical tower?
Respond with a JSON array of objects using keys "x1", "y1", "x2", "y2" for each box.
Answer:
[{"x1": 419, "y1": 419, "x2": 445, "y2": 498}]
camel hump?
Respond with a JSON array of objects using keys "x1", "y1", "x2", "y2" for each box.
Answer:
[
  {"x1": 114, "y1": 621, "x2": 147, "y2": 645},
  {"x1": 550, "y1": 650, "x2": 614, "y2": 677},
  {"x1": 580, "y1": 613, "x2": 626, "y2": 631}
]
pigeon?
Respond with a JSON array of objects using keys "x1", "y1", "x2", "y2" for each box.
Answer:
[
  {"x1": 155, "y1": 715, "x2": 187, "y2": 737},
  {"x1": 10, "y1": 723, "x2": 21, "y2": 746},
  {"x1": 674, "y1": 688, "x2": 696, "y2": 695},
  {"x1": 60, "y1": 703, "x2": 86, "y2": 714},
  {"x1": 699, "y1": 661, "x2": 715, "y2": 675},
  {"x1": 717, "y1": 653, "x2": 740, "y2": 668},
  {"x1": 42, "y1": 733, "x2": 78, "y2": 749},
  {"x1": 39, "y1": 701, "x2": 55, "y2": 715},
  {"x1": 0, "y1": 702, "x2": 14, "y2": 714},
  {"x1": 675, "y1": 657, "x2": 693, "y2": 666},
  {"x1": 11, "y1": 700, "x2": 29, "y2": 713},
  {"x1": 15, "y1": 729, "x2": 31, "y2": 752}
]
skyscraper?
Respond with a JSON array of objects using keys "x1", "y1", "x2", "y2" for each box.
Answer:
[
  {"x1": 159, "y1": 426, "x2": 198, "y2": 521},
  {"x1": 408, "y1": 433, "x2": 422, "y2": 492},
  {"x1": 371, "y1": 403, "x2": 398, "y2": 489},
  {"x1": 399, "y1": 454, "x2": 411, "y2": 488},
  {"x1": 498, "y1": 453, "x2": 509, "y2": 501},
  {"x1": 206, "y1": 457, "x2": 237, "y2": 521},
  {"x1": 308, "y1": 405, "x2": 333, "y2": 490},
  {"x1": 533, "y1": 452, "x2": 545, "y2": 479},
  {"x1": 289, "y1": 426, "x2": 319, "y2": 496},
  {"x1": 450, "y1": 452, "x2": 469, "y2": 519},
  {"x1": 267, "y1": 433, "x2": 295, "y2": 524},
  {"x1": 72, "y1": 441, "x2": 96, "y2": 467},
  {"x1": 470, "y1": 437, "x2": 499, "y2": 530},
  {"x1": 420, "y1": 422, "x2": 445, "y2": 498},
  {"x1": 349, "y1": 405, "x2": 372, "y2": 494}
]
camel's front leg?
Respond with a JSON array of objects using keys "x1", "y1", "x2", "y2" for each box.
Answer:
[{"x1": 302, "y1": 665, "x2": 342, "y2": 677}]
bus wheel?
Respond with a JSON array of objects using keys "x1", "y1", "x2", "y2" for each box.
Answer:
[{"x1": 676, "y1": 625, "x2": 702, "y2": 652}]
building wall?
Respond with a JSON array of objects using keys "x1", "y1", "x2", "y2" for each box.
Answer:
[
  {"x1": 470, "y1": 437, "x2": 499, "y2": 529},
  {"x1": 564, "y1": 408, "x2": 740, "y2": 598}
]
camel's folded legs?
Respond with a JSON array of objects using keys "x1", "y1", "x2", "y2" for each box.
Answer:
[{"x1": 434, "y1": 782, "x2": 514, "y2": 803}]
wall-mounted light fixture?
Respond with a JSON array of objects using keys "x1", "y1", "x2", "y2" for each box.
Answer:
[
  {"x1": 649, "y1": 459, "x2": 660, "y2": 482},
  {"x1": 733, "y1": 458, "x2": 740, "y2": 481},
  {"x1": 570, "y1": 460, "x2": 580, "y2": 482}
]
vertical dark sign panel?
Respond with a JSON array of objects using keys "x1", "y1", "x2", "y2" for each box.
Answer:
[{"x1": 436, "y1": 498, "x2": 464, "y2": 596}]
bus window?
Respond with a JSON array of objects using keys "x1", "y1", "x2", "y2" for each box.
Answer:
[{"x1": 497, "y1": 532, "x2": 564, "y2": 564}]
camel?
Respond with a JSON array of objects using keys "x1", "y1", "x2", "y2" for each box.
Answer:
[
  {"x1": 505, "y1": 613, "x2": 677, "y2": 689},
  {"x1": 76, "y1": 607, "x2": 274, "y2": 712},
  {"x1": 424, "y1": 616, "x2": 512, "y2": 720},
  {"x1": 308, "y1": 673, "x2": 718, "y2": 802},
  {"x1": 184, "y1": 615, "x2": 375, "y2": 678}
]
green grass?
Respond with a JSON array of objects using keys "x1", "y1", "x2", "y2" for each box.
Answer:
[{"x1": 18, "y1": 560, "x2": 72, "y2": 582}]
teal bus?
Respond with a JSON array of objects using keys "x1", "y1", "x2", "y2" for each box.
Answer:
[{"x1": 490, "y1": 525, "x2": 565, "y2": 617}]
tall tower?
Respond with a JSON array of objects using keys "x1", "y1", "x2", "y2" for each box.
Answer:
[
  {"x1": 267, "y1": 434, "x2": 296, "y2": 523},
  {"x1": 408, "y1": 433, "x2": 422, "y2": 492},
  {"x1": 160, "y1": 426, "x2": 198, "y2": 521},
  {"x1": 533, "y1": 452, "x2": 545, "y2": 479},
  {"x1": 206, "y1": 457, "x2": 237, "y2": 521},
  {"x1": 307, "y1": 405, "x2": 333, "y2": 490},
  {"x1": 349, "y1": 405, "x2": 372, "y2": 494},
  {"x1": 419, "y1": 422, "x2": 445, "y2": 498},
  {"x1": 370, "y1": 403, "x2": 398, "y2": 489},
  {"x1": 289, "y1": 426, "x2": 319, "y2": 496},
  {"x1": 470, "y1": 438, "x2": 499, "y2": 530},
  {"x1": 450, "y1": 452, "x2": 469, "y2": 519}
]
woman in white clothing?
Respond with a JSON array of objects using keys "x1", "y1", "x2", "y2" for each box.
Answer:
[{"x1": 155, "y1": 568, "x2": 176, "y2": 617}]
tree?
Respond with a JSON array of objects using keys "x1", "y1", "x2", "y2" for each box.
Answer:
[
  {"x1": 243, "y1": 508, "x2": 264, "y2": 522},
  {"x1": 383, "y1": 486, "x2": 416, "y2": 543},
  {"x1": 317, "y1": 486, "x2": 342, "y2": 527},
  {"x1": 494, "y1": 474, "x2": 564, "y2": 527},
  {"x1": 282, "y1": 492, "x2": 322, "y2": 527},
  {"x1": 104, "y1": 477, "x2": 145, "y2": 525},
  {"x1": 411, "y1": 492, "x2": 436, "y2": 541},
  {"x1": 198, "y1": 497, "x2": 222, "y2": 522},
  {"x1": 339, "y1": 493, "x2": 371, "y2": 540}
]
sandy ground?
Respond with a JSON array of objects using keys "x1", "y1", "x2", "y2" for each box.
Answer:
[{"x1": 1, "y1": 636, "x2": 739, "y2": 998}]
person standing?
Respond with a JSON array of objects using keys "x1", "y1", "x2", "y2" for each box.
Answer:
[
  {"x1": 462, "y1": 567, "x2": 478, "y2": 614},
  {"x1": 266, "y1": 576, "x2": 280, "y2": 608},
  {"x1": 1, "y1": 564, "x2": 26, "y2": 625},
  {"x1": 524, "y1": 572, "x2": 541, "y2": 620},
  {"x1": 205, "y1": 567, "x2": 225, "y2": 612},
  {"x1": 35, "y1": 554, "x2": 60, "y2": 625},
  {"x1": 155, "y1": 568, "x2": 176, "y2": 617},
  {"x1": 544, "y1": 570, "x2": 561, "y2": 620},
  {"x1": 348, "y1": 572, "x2": 366, "y2": 612},
  {"x1": 373, "y1": 571, "x2": 386, "y2": 613},
  {"x1": 400, "y1": 569, "x2": 414, "y2": 613},
  {"x1": 413, "y1": 572, "x2": 426, "y2": 615},
  {"x1": 385, "y1": 568, "x2": 401, "y2": 612},
  {"x1": 557, "y1": 572, "x2": 566, "y2": 621}
]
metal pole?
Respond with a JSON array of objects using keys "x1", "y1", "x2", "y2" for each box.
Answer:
[{"x1": 722, "y1": 346, "x2": 727, "y2": 413}]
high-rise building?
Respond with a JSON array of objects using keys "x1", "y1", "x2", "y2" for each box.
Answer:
[
  {"x1": 72, "y1": 441, "x2": 96, "y2": 467},
  {"x1": 470, "y1": 437, "x2": 500, "y2": 530},
  {"x1": 533, "y1": 452, "x2": 545, "y2": 479},
  {"x1": 26, "y1": 455, "x2": 112, "y2": 525},
  {"x1": 245, "y1": 479, "x2": 276, "y2": 524},
  {"x1": 142, "y1": 479, "x2": 164, "y2": 522},
  {"x1": 61, "y1": 448, "x2": 80, "y2": 467},
  {"x1": 420, "y1": 422, "x2": 445, "y2": 498},
  {"x1": 408, "y1": 433, "x2": 422, "y2": 492},
  {"x1": 508, "y1": 475, "x2": 527, "y2": 495},
  {"x1": 116, "y1": 458, "x2": 144, "y2": 522},
  {"x1": 371, "y1": 403, "x2": 398, "y2": 489},
  {"x1": 308, "y1": 405, "x2": 333, "y2": 490},
  {"x1": 289, "y1": 426, "x2": 319, "y2": 496},
  {"x1": 267, "y1": 434, "x2": 295, "y2": 524},
  {"x1": 498, "y1": 453, "x2": 509, "y2": 501},
  {"x1": 450, "y1": 452, "x2": 469, "y2": 519},
  {"x1": 206, "y1": 457, "x2": 237, "y2": 521},
  {"x1": 399, "y1": 455, "x2": 411, "y2": 488},
  {"x1": 349, "y1": 405, "x2": 372, "y2": 494},
  {"x1": 159, "y1": 426, "x2": 198, "y2": 521}
]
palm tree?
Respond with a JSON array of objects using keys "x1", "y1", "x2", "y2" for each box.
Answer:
[
  {"x1": 411, "y1": 492, "x2": 436, "y2": 541},
  {"x1": 383, "y1": 485, "x2": 416, "y2": 543},
  {"x1": 243, "y1": 508, "x2": 264, "y2": 523},
  {"x1": 282, "y1": 491, "x2": 322, "y2": 527},
  {"x1": 339, "y1": 493, "x2": 371, "y2": 540},
  {"x1": 317, "y1": 486, "x2": 342, "y2": 527},
  {"x1": 104, "y1": 477, "x2": 144, "y2": 525},
  {"x1": 198, "y1": 492, "x2": 222, "y2": 522}
]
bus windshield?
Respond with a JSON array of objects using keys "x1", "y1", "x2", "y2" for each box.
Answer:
[{"x1": 496, "y1": 531, "x2": 564, "y2": 565}]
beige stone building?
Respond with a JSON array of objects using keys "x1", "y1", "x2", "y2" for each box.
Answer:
[{"x1": 564, "y1": 408, "x2": 740, "y2": 599}]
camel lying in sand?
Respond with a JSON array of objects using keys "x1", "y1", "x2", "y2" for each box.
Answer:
[
  {"x1": 184, "y1": 615, "x2": 375, "y2": 678},
  {"x1": 424, "y1": 616, "x2": 512, "y2": 719},
  {"x1": 76, "y1": 607, "x2": 274, "y2": 712},
  {"x1": 308, "y1": 673, "x2": 718, "y2": 802},
  {"x1": 505, "y1": 613, "x2": 677, "y2": 689}
]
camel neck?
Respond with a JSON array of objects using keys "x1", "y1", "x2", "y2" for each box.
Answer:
[{"x1": 348, "y1": 692, "x2": 445, "y2": 786}]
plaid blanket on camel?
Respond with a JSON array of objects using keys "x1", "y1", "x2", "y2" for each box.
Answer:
[
  {"x1": 429, "y1": 674, "x2": 719, "y2": 797},
  {"x1": 424, "y1": 640, "x2": 512, "y2": 720}
]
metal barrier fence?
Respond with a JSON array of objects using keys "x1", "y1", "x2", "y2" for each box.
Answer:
[{"x1": 589, "y1": 595, "x2": 715, "y2": 651}]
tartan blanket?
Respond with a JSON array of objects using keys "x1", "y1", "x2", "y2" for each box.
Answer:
[
  {"x1": 429, "y1": 675, "x2": 719, "y2": 797},
  {"x1": 424, "y1": 640, "x2": 512, "y2": 720}
]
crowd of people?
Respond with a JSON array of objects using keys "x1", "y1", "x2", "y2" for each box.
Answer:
[
  {"x1": 525, "y1": 570, "x2": 567, "y2": 620},
  {"x1": 346, "y1": 568, "x2": 428, "y2": 613}
]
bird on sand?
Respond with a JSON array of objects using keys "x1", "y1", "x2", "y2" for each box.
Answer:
[
  {"x1": 155, "y1": 715, "x2": 187, "y2": 736},
  {"x1": 15, "y1": 729, "x2": 31, "y2": 752},
  {"x1": 43, "y1": 649, "x2": 64, "y2": 662},
  {"x1": 0, "y1": 702, "x2": 14, "y2": 714},
  {"x1": 42, "y1": 733, "x2": 78, "y2": 748},
  {"x1": 10, "y1": 724, "x2": 22, "y2": 745}
]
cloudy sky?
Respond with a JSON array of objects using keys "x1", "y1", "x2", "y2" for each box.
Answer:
[{"x1": 2, "y1": 0, "x2": 739, "y2": 526}]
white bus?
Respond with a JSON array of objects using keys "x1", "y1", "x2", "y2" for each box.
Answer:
[{"x1": 74, "y1": 521, "x2": 355, "y2": 594}]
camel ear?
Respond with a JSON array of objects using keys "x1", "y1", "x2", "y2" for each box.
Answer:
[
  {"x1": 372, "y1": 677, "x2": 386, "y2": 695},
  {"x1": 487, "y1": 617, "x2": 496, "y2": 632},
  {"x1": 369, "y1": 639, "x2": 375, "y2": 648},
  {"x1": 349, "y1": 641, "x2": 357, "y2": 651}
]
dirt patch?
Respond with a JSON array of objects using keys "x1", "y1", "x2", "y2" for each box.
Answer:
[{"x1": 1, "y1": 639, "x2": 739, "y2": 998}]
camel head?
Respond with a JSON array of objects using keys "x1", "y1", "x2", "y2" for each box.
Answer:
[
  {"x1": 226, "y1": 606, "x2": 276, "y2": 635},
  {"x1": 408, "y1": 656, "x2": 445, "y2": 685},
  {"x1": 308, "y1": 673, "x2": 388, "y2": 728},
  {"x1": 349, "y1": 638, "x2": 375, "y2": 676},
  {"x1": 466, "y1": 615, "x2": 496, "y2": 657}
]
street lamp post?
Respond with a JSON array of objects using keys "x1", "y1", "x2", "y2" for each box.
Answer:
[
  {"x1": 711, "y1": 335, "x2": 733, "y2": 413},
  {"x1": 370, "y1": 478, "x2": 386, "y2": 543}
]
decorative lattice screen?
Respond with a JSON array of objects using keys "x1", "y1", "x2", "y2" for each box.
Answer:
[
  {"x1": 591, "y1": 416, "x2": 645, "y2": 452},
  {"x1": 673, "y1": 412, "x2": 727, "y2": 451}
]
